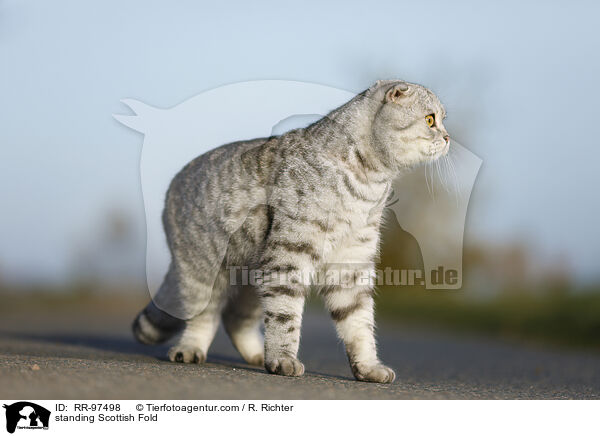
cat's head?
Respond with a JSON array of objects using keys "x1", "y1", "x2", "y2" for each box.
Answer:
[{"x1": 370, "y1": 80, "x2": 449, "y2": 170}]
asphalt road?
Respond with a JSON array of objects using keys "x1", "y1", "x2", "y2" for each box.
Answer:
[{"x1": 1, "y1": 295, "x2": 600, "y2": 399}]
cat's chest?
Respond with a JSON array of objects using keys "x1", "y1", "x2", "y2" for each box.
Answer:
[{"x1": 320, "y1": 189, "x2": 388, "y2": 263}]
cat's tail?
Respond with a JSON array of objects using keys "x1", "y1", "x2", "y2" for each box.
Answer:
[{"x1": 132, "y1": 301, "x2": 185, "y2": 345}]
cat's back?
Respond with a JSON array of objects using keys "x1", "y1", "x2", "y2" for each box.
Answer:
[
  {"x1": 169, "y1": 137, "x2": 270, "y2": 196},
  {"x1": 163, "y1": 136, "x2": 278, "y2": 232}
]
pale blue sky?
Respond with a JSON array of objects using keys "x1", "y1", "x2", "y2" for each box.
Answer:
[{"x1": 1, "y1": 0, "x2": 599, "y2": 283}]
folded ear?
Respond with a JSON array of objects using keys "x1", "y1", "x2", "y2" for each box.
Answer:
[{"x1": 385, "y1": 83, "x2": 410, "y2": 104}]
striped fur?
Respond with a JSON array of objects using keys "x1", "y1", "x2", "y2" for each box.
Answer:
[{"x1": 132, "y1": 80, "x2": 449, "y2": 383}]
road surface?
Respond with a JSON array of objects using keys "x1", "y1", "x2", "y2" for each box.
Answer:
[{"x1": 1, "y1": 294, "x2": 599, "y2": 399}]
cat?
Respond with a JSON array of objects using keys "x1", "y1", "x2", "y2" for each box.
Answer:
[{"x1": 132, "y1": 80, "x2": 449, "y2": 383}]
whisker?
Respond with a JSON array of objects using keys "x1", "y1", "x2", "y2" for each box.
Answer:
[
  {"x1": 446, "y1": 153, "x2": 461, "y2": 206},
  {"x1": 444, "y1": 155, "x2": 459, "y2": 206},
  {"x1": 435, "y1": 158, "x2": 445, "y2": 195},
  {"x1": 442, "y1": 155, "x2": 451, "y2": 188},
  {"x1": 439, "y1": 156, "x2": 448, "y2": 193},
  {"x1": 429, "y1": 160, "x2": 436, "y2": 201},
  {"x1": 425, "y1": 161, "x2": 432, "y2": 198},
  {"x1": 448, "y1": 152, "x2": 461, "y2": 195},
  {"x1": 440, "y1": 155, "x2": 452, "y2": 194}
]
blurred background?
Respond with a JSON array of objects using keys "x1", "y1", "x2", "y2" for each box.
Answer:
[{"x1": 1, "y1": 0, "x2": 600, "y2": 357}]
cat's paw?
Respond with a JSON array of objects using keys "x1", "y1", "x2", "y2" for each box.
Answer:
[
  {"x1": 168, "y1": 346, "x2": 206, "y2": 364},
  {"x1": 351, "y1": 362, "x2": 396, "y2": 384},
  {"x1": 265, "y1": 357, "x2": 305, "y2": 377}
]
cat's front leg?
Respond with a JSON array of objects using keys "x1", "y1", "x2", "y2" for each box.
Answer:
[
  {"x1": 260, "y1": 282, "x2": 307, "y2": 377},
  {"x1": 323, "y1": 282, "x2": 395, "y2": 383}
]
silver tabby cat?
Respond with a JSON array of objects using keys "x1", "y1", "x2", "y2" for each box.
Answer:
[{"x1": 132, "y1": 80, "x2": 449, "y2": 383}]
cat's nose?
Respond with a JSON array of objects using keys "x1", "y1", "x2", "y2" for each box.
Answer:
[{"x1": 443, "y1": 135, "x2": 450, "y2": 144}]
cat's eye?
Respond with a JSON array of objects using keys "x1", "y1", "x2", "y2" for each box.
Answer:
[{"x1": 425, "y1": 114, "x2": 435, "y2": 128}]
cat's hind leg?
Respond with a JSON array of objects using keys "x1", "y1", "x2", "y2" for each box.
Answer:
[
  {"x1": 167, "y1": 270, "x2": 228, "y2": 364},
  {"x1": 222, "y1": 285, "x2": 265, "y2": 366}
]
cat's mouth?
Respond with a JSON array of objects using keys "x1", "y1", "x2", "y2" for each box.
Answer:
[
  {"x1": 441, "y1": 139, "x2": 450, "y2": 155},
  {"x1": 425, "y1": 140, "x2": 449, "y2": 159}
]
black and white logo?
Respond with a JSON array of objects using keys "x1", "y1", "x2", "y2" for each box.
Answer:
[{"x1": 3, "y1": 402, "x2": 50, "y2": 434}]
